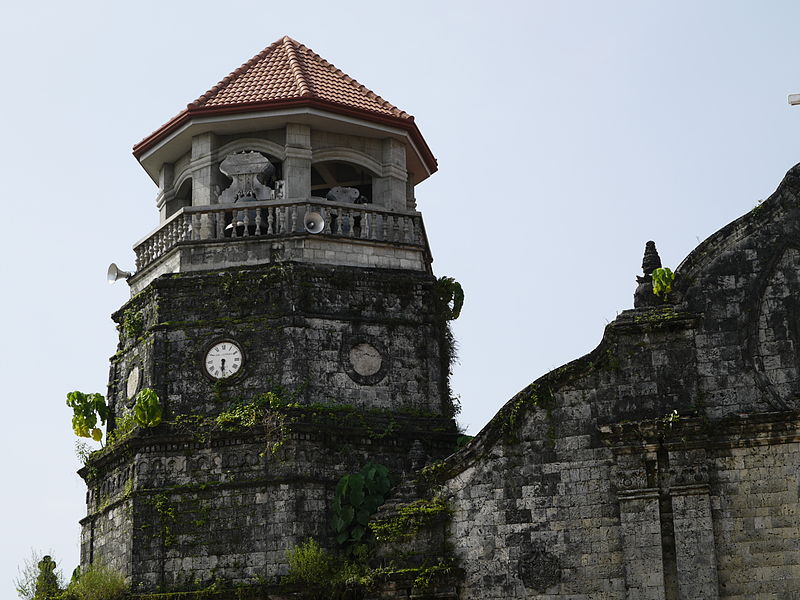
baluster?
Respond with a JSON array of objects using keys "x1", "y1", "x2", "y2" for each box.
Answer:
[
  {"x1": 168, "y1": 222, "x2": 176, "y2": 247},
  {"x1": 291, "y1": 206, "x2": 299, "y2": 233},
  {"x1": 255, "y1": 212, "x2": 263, "y2": 236},
  {"x1": 214, "y1": 212, "x2": 225, "y2": 239},
  {"x1": 401, "y1": 217, "x2": 410, "y2": 243},
  {"x1": 360, "y1": 210, "x2": 368, "y2": 239},
  {"x1": 321, "y1": 207, "x2": 331, "y2": 234},
  {"x1": 267, "y1": 207, "x2": 274, "y2": 235},
  {"x1": 242, "y1": 211, "x2": 250, "y2": 237},
  {"x1": 380, "y1": 214, "x2": 387, "y2": 241}
]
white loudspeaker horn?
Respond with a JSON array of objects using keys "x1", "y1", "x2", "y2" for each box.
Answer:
[
  {"x1": 107, "y1": 262, "x2": 133, "y2": 284},
  {"x1": 303, "y1": 211, "x2": 325, "y2": 234}
]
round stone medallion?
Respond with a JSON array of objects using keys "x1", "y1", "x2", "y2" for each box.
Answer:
[
  {"x1": 126, "y1": 365, "x2": 141, "y2": 400},
  {"x1": 349, "y1": 343, "x2": 382, "y2": 377},
  {"x1": 341, "y1": 335, "x2": 388, "y2": 385}
]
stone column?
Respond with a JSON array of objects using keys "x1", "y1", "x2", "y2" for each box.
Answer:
[
  {"x1": 668, "y1": 450, "x2": 719, "y2": 600},
  {"x1": 156, "y1": 162, "x2": 175, "y2": 221},
  {"x1": 284, "y1": 123, "x2": 311, "y2": 200},
  {"x1": 614, "y1": 452, "x2": 668, "y2": 600},
  {"x1": 190, "y1": 132, "x2": 218, "y2": 238},
  {"x1": 373, "y1": 138, "x2": 407, "y2": 211},
  {"x1": 190, "y1": 132, "x2": 218, "y2": 206}
]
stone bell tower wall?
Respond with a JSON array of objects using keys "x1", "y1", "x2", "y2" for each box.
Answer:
[{"x1": 108, "y1": 263, "x2": 453, "y2": 421}]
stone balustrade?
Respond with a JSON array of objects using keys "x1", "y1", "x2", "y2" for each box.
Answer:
[{"x1": 133, "y1": 199, "x2": 426, "y2": 272}]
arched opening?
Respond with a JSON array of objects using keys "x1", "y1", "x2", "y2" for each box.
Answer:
[
  {"x1": 165, "y1": 178, "x2": 192, "y2": 218},
  {"x1": 311, "y1": 161, "x2": 373, "y2": 203}
]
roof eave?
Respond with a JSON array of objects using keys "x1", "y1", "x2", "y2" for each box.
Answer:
[{"x1": 133, "y1": 98, "x2": 438, "y2": 177}]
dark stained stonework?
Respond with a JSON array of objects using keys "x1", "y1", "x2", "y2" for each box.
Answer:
[
  {"x1": 432, "y1": 164, "x2": 800, "y2": 599},
  {"x1": 75, "y1": 54, "x2": 800, "y2": 596},
  {"x1": 81, "y1": 163, "x2": 800, "y2": 598}
]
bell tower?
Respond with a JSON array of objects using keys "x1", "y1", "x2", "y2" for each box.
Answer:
[{"x1": 80, "y1": 37, "x2": 458, "y2": 593}]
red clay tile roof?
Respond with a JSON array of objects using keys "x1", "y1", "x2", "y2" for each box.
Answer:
[
  {"x1": 133, "y1": 36, "x2": 436, "y2": 175},
  {"x1": 189, "y1": 36, "x2": 410, "y2": 119}
]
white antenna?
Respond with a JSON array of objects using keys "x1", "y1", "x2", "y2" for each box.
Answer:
[{"x1": 789, "y1": 94, "x2": 800, "y2": 106}]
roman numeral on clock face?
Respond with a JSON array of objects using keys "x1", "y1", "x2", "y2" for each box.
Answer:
[{"x1": 204, "y1": 341, "x2": 243, "y2": 379}]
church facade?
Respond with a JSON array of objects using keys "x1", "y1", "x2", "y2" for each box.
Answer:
[{"x1": 79, "y1": 37, "x2": 800, "y2": 599}]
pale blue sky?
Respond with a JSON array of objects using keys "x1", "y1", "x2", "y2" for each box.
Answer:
[{"x1": 2, "y1": 0, "x2": 799, "y2": 590}]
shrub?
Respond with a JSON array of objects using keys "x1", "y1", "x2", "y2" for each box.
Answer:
[
  {"x1": 14, "y1": 550, "x2": 64, "y2": 600},
  {"x1": 63, "y1": 564, "x2": 126, "y2": 600},
  {"x1": 283, "y1": 538, "x2": 335, "y2": 587}
]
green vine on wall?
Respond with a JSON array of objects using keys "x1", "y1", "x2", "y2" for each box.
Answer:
[
  {"x1": 121, "y1": 307, "x2": 144, "y2": 338},
  {"x1": 370, "y1": 496, "x2": 451, "y2": 543},
  {"x1": 434, "y1": 276, "x2": 464, "y2": 320}
]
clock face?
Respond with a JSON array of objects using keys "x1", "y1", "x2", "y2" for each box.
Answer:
[{"x1": 204, "y1": 341, "x2": 243, "y2": 379}]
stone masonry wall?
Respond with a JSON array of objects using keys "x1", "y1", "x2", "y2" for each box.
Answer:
[
  {"x1": 434, "y1": 164, "x2": 800, "y2": 599},
  {"x1": 109, "y1": 263, "x2": 450, "y2": 421}
]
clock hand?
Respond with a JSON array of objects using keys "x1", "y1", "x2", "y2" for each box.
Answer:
[{"x1": 221, "y1": 358, "x2": 226, "y2": 375}]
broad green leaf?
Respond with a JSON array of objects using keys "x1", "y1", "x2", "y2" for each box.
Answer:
[
  {"x1": 348, "y1": 475, "x2": 365, "y2": 506},
  {"x1": 356, "y1": 508, "x2": 371, "y2": 526},
  {"x1": 331, "y1": 515, "x2": 345, "y2": 533},
  {"x1": 339, "y1": 505, "x2": 354, "y2": 526}
]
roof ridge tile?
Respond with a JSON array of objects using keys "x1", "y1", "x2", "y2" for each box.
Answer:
[{"x1": 282, "y1": 36, "x2": 312, "y2": 97}]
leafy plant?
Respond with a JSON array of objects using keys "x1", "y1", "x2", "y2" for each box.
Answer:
[
  {"x1": 283, "y1": 538, "x2": 335, "y2": 587},
  {"x1": 14, "y1": 550, "x2": 64, "y2": 600},
  {"x1": 651, "y1": 267, "x2": 675, "y2": 300},
  {"x1": 66, "y1": 392, "x2": 108, "y2": 442},
  {"x1": 283, "y1": 539, "x2": 373, "y2": 599},
  {"x1": 370, "y1": 496, "x2": 451, "y2": 543},
  {"x1": 63, "y1": 563, "x2": 127, "y2": 600},
  {"x1": 331, "y1": 463, "x2": 391, "y2": 551},
  {"x1": 434, "y1": 276, "x2": 464, "y2": 320},
  {"x1": 121, "y1": 308, "x2": 143, "y2": 338},
  {"x1": 133, "y1": 388, "x2": 162, "y2": 428}
]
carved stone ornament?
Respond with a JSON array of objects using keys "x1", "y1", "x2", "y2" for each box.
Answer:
[
  {"x1": 218, "y1": 151, "x2": 276, "y2": 203},
  {"x1": 126, "y1": 365, "x2": 141, "y2": 402},
  {"x1": 517, "y1": 546, "x2": 561, "y2": 592},
  {"x1": 326, "y1": 186, "x2": 360, "y2": 203},
  {"x1": 341, "y1": 334, "x2": 389, "y2": 385}
]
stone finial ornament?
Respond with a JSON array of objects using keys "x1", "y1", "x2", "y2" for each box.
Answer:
[
  {"x1": 634, "y1": 240, "x2": 663, "y2": 308},
  {"x1": 641, "y1": 240, "x2": 662, "y2": 275}
]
